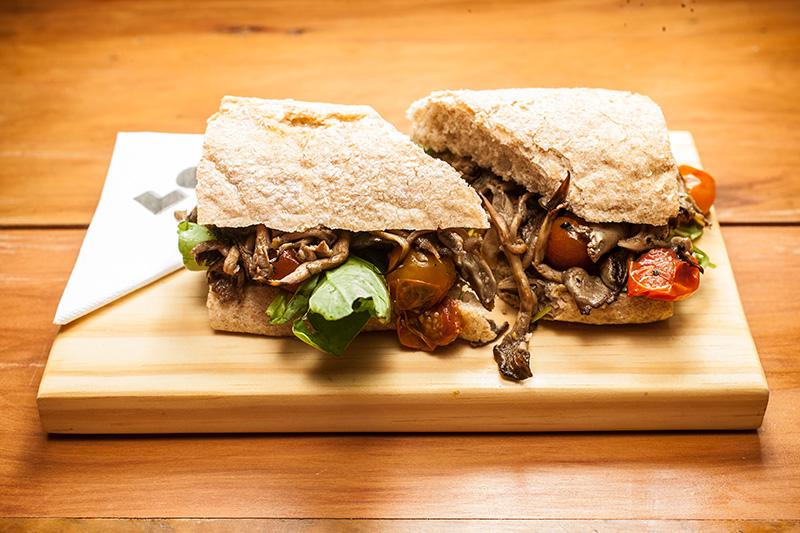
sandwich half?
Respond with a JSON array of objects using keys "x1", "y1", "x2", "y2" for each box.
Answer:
[
  {"x1": 407, "y1": 88, "x2": 710, "y2": 378},
  {"x1": 177, "y1": 96, "x2": 505, "y2": 356}
]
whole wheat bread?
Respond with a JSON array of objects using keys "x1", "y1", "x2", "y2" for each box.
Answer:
[
  {"x1": 407, "y1": 88, "x2": 684, "y2": 226},
  {"x1": 197, "y1": 96, "x2": 488, "y2": 232},
  {"x1": 407, "y1": 88, "x2": 683, "y2": 324},
  {"x1": 195, "y1": 96, "x2": 496, "y2": 339},
  {"x1": 208, "y1": 284, "x2": 503, "y2": 344}
]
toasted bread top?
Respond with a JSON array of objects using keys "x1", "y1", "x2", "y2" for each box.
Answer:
[
  {"x1": 407, "y1": 88, "x2": 685, "y2": 225},
  {"x1": 196, "y1": 96, "x2": 488, "y2": 231}
]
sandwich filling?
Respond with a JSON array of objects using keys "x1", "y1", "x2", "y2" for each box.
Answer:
[
  {"x1": 181, "y1": 96, "x2": 507, "y2": 359},
  {"x1": 177, "y1": 207, "x2": 504, "y2": 355},
  {"x1": 407, "y1": 88, "x2": 717, "y2": 381},
  {"x1": 432, "y1": 151, "x2": 711, "y2": 380}
]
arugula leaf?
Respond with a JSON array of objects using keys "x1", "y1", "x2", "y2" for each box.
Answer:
[
  {"x1": 267, "y1": 274, "x2": 321, "y2": 324},
  {"x1": 265, "y1": 291, "x2": 288, "y2": 323},
  {"x1": 292, "y1": 311, "x2": 372, "y2": 356},
  {"x1": 307, "y1": 256, "x2": 391, "y2": 322},
  {"x1": 287, "y1": 256, "x2": 391, "y2": 356},
  {"x1": 177, "y1": 221, "x2": 217, "y2": 271}
]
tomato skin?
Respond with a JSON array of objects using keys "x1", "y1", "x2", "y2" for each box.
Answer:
[
  {"x1": 270, "y1": 249, "x2": 302, "y2": 292},
  {"x1": 389, "y1": 251, "x2": 461, "y2": 350},
  {"x1": 679, "y1": 165, "x2": 716, "y2": 213},
  {"x1": 545, "y1": 214, "x2": 593, "y2": 271},
  {"x1": 627, "y1": 248, "x2": 701, "y2": 302},
  {"x1": 397, "y1": 296, "x2": 463, "y2": 351},
  {"x1": 386, "y1": 251, "x2": 457, "y2": 312}
]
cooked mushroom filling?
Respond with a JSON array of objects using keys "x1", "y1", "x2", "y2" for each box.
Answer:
[
  {"x1": 435, "y1": 151, "x2": 703, "y2": 381},
  {"x1": 177, "y1": 208, "x2": 499, "y2": 317}
]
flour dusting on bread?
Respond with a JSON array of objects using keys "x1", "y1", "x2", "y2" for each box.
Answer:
[
  {"x1": 407, "y1": 88, "x2": 683, "y2": 225},
  {"x1": 196, "y1": 96, "x2": 488, "y2": 232}
]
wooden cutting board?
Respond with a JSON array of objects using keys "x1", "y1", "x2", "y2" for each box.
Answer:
[{"x1": 37, "y1": 132, "x2": 768, "y2": 433}]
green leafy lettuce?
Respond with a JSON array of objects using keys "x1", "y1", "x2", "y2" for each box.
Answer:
[
  {"x1": 177, "y1": 221, "x2": 217, "y2": 271},
  {"x1": 266, "y1": 255, "x2": 391, "y2": 356}
]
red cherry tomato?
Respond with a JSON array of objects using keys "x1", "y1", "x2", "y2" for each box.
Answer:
[
  {"x1": 545, "y1": 214, "x2": 593, "y2": 271},
  {"x1": 627, "y1": 248, "x2": 701, "y2": 302},
  {"x1": 386, "y1": 250, "x2": 457, "y2": 312},
  {"x1": 679, "y1": 165, "x2": 716, "y2": 213},
  {"x1": 397, "y1": 296, "x2": 463, "y2": 351}
]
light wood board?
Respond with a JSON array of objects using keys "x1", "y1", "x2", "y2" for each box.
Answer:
[{"x1": 36, "y1": 133, "x2": 768, "y2": 433}]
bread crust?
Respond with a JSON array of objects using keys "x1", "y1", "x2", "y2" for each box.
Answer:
[
  {"x1": 207, "y1": 283, "x2": 394, "y2": 336},
  {"x1": 207, "y1": 284, "x2": 502, "y2": 344},
  {"x1": 196, "y1": 96, "x2": 488, "y2": 232},
  {"x1": 537, "y1": 280, "x2": 673, "y2": 325},
  {"x1": 407, "y1": 88, "x2": 684, "y2": 226}
]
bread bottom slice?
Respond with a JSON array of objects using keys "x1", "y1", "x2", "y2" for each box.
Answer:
[
  {"x1": 207, "y1": 283, "x2": 503, "y2": 344},
  {"x1": 538, "y1": 280, "x2": 673, "y2": 325}
]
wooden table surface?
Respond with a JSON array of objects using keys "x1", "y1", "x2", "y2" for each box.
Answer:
[{"x1": 1, "y1": 0, "x2": 799, "y2": 529}]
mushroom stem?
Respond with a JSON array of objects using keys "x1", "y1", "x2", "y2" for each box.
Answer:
[
  {"x1": 481, "y1": 194, "x2": 536, "y2": 381},
  {"x1": 269, "y1": 231, "x2": 351, "y2": 286},
  {"x1": 371, "y1": 231, "x2": 411, "y2": 271}
]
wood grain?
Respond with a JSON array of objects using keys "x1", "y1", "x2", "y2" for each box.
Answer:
[
  {"x1": 1, "y1": 226, "x2": 798, "y2": 518},
  {"x1": 2, "y1": 0, "x2": 800, "y2": 225},
  {"x1": 2, "y1": 0, "x2": 800, "y2": 523},
  {"x1": 2, "y1": 518, "x2": 800, "y2": 532},
  {"x1": 35, "y1": 137, "x2": 768, "y2": 434}
]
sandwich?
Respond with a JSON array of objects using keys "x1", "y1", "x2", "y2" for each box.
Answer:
[
  {"x1": 407, "y1": 88, "x2": 715, "y2": 380},
  {"x1": 176, "y1": 96, "x2": 506, "y2": 356}
]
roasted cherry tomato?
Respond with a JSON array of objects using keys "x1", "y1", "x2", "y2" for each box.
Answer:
[
  {"x1": 397, "y1": 296, "x2": 463, "y2": 351},
  {"x1": 386, "y1": 245, "x2": 403, "y2": 272},
  {"x1": 679, "y1": 165, "x2": 716, "y2": 213},
  {"x1": 270, "y1": 248, "x2": 302, "y2": 292},
  {"x1": 545, "y1": 214, "x2": 593, "y2": 271},
  {"x1": 627, "y1": 248, "x2": 701, "y2": 302},
  {"x1": 386, "y1": 250, "x2": 457, "y2": 312}
]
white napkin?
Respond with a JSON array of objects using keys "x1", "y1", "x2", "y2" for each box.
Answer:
[{"x1": 54, "y1": 132, "x2": 204, "y2": 325}]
